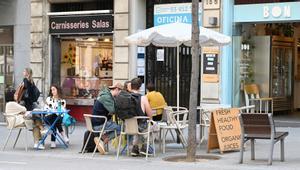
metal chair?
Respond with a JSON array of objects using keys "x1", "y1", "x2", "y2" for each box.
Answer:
[
  {"x1": 81, "y1": 114, "x2": 107, "y2": 157},
  {"x1": 2, "y1": 102, "x2": 30, "y2": 151},
  {"x1": 159, "y1": 107, "x2": 188, "y2": 153},
  {"x1": 116, "y1": 116, "x2": 155, "y2": 161},
  {"x1": 244, "y1": 84, "x2": 273, "y2": 113},
  {"x1": 159, "y1": 106, "x2": 188, "y2": 137},
  {"x1": 239, "y1": 112, "x2": 288, "y2": 165},
  {"x1": 199, "y1": 110, "x2": 210, "y2": 144}
]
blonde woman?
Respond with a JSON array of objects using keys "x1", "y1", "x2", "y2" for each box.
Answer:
[
  {"x1": 21, "y1": 68, "x2": 45, "y2": 149},
  {"x1": 22, "y1": 68, "x2": 35, "y2": 111}
]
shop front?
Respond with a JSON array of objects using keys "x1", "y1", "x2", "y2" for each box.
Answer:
[
  {"x1": 49, "y1": 13, "x2": 113, "y2": 121},
  {"x1": 232, "y1": 1, "x2": 300, "y2": 113}
]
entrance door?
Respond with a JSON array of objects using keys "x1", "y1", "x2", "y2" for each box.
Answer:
[
  {"x1": 146, "y1": 45, "x2": 200, "y2": 108},
  {"x1": 0, "y1": 45, "x2": 14, "y2": 121}
]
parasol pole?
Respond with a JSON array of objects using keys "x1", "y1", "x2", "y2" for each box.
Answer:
[{"x1": 177, "y1": 42, "x2": 180, "y2": 111}]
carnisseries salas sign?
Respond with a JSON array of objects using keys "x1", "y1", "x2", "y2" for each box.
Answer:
[{"x1": 49, "y1": 14, "x2": 113, "y2": 34}]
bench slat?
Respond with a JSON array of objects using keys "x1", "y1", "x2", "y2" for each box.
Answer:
[{"x1": 244, "y1": 132, "x2": 289, "y2": 140}]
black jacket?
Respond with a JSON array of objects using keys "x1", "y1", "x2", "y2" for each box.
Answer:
[
  {"x1": 91, "y1": 100, "x2": 111, "y2": 127},
  {"x1": 22, "y1": 78, "x2": 34, "y2": 110}
]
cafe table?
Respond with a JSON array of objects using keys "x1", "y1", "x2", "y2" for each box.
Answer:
[{"x1": 31, "y1": 109, "x2": 70, "y2": 149}]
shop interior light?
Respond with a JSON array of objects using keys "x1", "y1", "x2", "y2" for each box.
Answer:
[
  {"x1": 104, "y1": 38, "x2": 110, "y2": 42},
  {"x1": 87, "y1": 37, "x2": 97, "y2": 41}
]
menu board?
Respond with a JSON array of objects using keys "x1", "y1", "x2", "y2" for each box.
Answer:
[
  {"x1": 203, "y1": 53, "x2": 218, "y2": 74},
  {"x1": 207, "y1": 108, "x2": 241, "y2": 153}
]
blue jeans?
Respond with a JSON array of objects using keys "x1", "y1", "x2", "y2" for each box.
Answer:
[{"x1": 93, "y1": 121, "x2": 121, "y2": 140}]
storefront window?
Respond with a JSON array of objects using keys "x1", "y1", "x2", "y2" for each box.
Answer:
[
  {"x1": 60, "y1": 37, "x2": 113, "y2": 99},
  {"x1": 0, "y1": 26, "x2": 14, "y2": 116}
]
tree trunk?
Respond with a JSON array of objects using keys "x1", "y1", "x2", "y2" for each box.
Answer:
[{"x1": 186, "y1": 0, "x2": 200, "y2": 162}]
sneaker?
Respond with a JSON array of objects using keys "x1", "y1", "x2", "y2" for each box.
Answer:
[
  {"x1": 34, "y1": 143, "x2": 45, "y2": 150},
  {"x1": 38, "y1": 144, "x2": 45, "y2": 150},
  {"x1": 130, "y1": 145, "x2": 140, "y2": 157},
  {"x1": 64, "y1": 136, "x2": 70, "y2": 143},
  {"x1": 40, "y1": 129, "x2": 48, "y2": 136},
  {"x1": 94, "y1": 137, "x2": 105, "y2": 155},
  {"x1": 140, "y1": 144, "x2": 153, "y2": 156},
  {"x1": 50, "y1": 141, "x2": 56, "y2": 149}
]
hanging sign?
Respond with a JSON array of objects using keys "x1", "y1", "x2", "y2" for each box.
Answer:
[
  {"x1": 207, "y1": 108, "x2": 241, "y2": 154},
  {"x1": 49, "y1": 14, "x2": 113, "y2": 34}
]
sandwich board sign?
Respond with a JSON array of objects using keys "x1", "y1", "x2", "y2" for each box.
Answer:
[{"x1": 207, "y1": 108, "x2": 241, "y2": 154}]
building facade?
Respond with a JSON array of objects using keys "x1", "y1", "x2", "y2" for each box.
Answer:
[
  {"x1": 0, "y1": 0, "x2": 31, "y2": 121},
  {"x1": 231, "y1": 0, "x2": 300, "y2": 113},
  {"x1": 25, "y1": 0, "x2": 300, "y2": 121},
  {"x1": 30, "y1": 0, "x2": 146, "y2": 120},
  {"x1": 28, "y1": 0, "x2": 229, "y2": 120}
]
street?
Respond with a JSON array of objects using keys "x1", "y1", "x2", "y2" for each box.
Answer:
[{"x1": 1, "y1": 121, "x2": 300, "y2": 170}]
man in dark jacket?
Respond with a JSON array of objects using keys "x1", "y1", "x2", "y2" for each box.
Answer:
[{"x1": 92, "y1": 82, "x2": 122, "y2": 154}]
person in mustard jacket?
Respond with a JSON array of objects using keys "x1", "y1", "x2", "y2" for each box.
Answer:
[{"x1": 145, "y1": 83, "x2": 167, "y2": 121}]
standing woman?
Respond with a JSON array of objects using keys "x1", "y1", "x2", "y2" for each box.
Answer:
[
  {"x1": 44, "y1": 84, "x2": 69, "y2": 148},
  {"x1": 22, "y1": 68, "x2": 35, "y2": 111},
  {"x1": 23, "y1": 68, "x2": 45, "y2": 149}
]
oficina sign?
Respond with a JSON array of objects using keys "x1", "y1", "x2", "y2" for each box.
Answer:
[
  {"x1": 154, "y1": 3, "x2": 202, "y2": 26},
  {"x1": 49, "y1": 15, "x2": 113, "y2": 34},
  {"x1": 234, "y1": 2, "x2": 300, "y2": 23}
]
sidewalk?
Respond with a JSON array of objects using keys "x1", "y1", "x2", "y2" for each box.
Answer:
[{"x1": 0, "y1": 123, "x2": 300, "y2": 170}]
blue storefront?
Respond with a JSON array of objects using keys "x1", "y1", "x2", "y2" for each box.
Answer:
[{"x1": 228, "y1": 1, "x2": 300, "y2": 112}]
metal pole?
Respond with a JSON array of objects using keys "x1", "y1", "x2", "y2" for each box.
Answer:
[{"x1": 177, "y1": 43, "x2": 180, "y2": 111}]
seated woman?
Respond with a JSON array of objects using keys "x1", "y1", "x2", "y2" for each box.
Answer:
[
  {"x1": 146, "y1": 83, "x2": 167, "y2": 121},
  {"x1": 44, "y1": 84, "x2": 69, "y2": 148}
]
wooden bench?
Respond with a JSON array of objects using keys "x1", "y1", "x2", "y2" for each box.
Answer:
[{"x1": 238, "y1": 113, "x2": 289, "y2": 165}]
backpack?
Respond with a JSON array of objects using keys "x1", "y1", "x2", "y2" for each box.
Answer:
[
  {"x1": 32, "y1": 83, "x2": 40, "y2": 102},
  {"x1": 62, "y1": 113, "x2": 76, "y2": 127},
  {"x1": 80, "y1": 130, "x2": 99, "y2": 153},
  {"x1": 114, "y1": 91, "x2": 144, "y2": 120}
]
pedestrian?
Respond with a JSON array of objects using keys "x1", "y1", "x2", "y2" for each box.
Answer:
[
  {"x1": 20, "y1": 68, "x2": 44, "y2": 149},
  {"x1": 91, "y1": 82, "x2": 123, "y2": 154},
  {"x1": 146, "y1": 83, "x2": 167, "y2": 121},
  {"x1": 21, "y1": 68, "x2": 35, "y2": 111},
  {"x1": 44, "y1": 84, "x2": 69, "y2": 148}
]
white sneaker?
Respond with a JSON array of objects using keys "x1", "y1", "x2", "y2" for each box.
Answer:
[
  {"x1": 64, "y1": 136, "x2": 70, "y2": 143},
  {"x1": 40, "y1": 129, "x2": 48, "y2": 136},
  {"x1": 38, "y1": 144, "x2": 45, "y2": 150},
  {"x1": 50, "y1": 142, "x2": 56, "y2": 149},
  {"x1": 34, "y1": 143, "x2": 45, "y2": 150}
]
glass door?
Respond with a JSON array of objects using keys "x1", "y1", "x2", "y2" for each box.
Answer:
[{"x1": 271, "y1": 46, "x2": 292, "y2": 97}]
